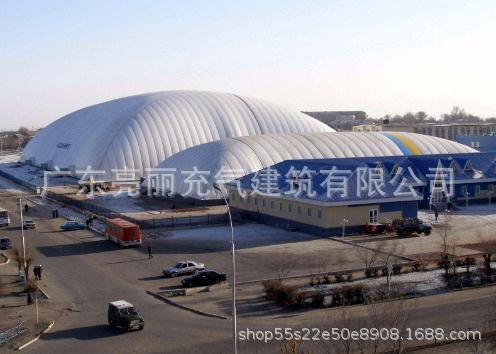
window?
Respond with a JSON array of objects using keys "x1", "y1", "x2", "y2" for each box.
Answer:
[
  {"x1": 317, "y1": 209, "x2": 322, "y2": 219},
  {"x1": 230, "y1": 193, "x2": 236, "y2": 202},
  {"x1": 461, "y1": 186, "x2": 468, "y2": 196},
  {"x1": 247, "y1": 196, "x2": 251, "y2": 204},
  {"x1": 288, "y1": 204, "x2": 292, "y2": 213},
  {"x1": 270, "y1": 201, "x2": 275, "y2": 209},
  {"x1": 254, "y1": 197, "x2": 258, "y2": 205},
  {"x1": 307, "y1": 208, "x2": 312, "y2": 217},
  {"x1": 368, "y1": 209, "x2": 378, "y2": 224},
  {"x1": 475, "y1": 185, "x2": 481, "y2": 195},
  {"x1": 297, "y1": 206, "x2": 302, "y2": 215},
  {"x1": 279, "y1": 202, "x2": 283, "y2": 211},
  {"x1": 262, "y1": 199, "x2": 265, "y2": 207},
  {"x1": 464, "y1": 160, "x2": 474, "y2": 172}
]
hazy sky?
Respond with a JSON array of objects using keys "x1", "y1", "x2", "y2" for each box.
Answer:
[{"x1": 1, "y1": 0, "x2": 495, "y2": 130}]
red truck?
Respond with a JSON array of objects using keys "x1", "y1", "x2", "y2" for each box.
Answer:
[{"x1": 105, "y1": 218, "x2": 141, "y2": 247}]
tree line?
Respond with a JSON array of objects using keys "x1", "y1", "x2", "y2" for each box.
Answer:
[{"x1": 372, "y1": 106, "x2": 496, "y2": 126}]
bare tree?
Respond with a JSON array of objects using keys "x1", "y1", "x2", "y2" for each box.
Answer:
[
  {"x1": 12, "y1": 247, "x2": 35, "y2": 304},
  {"x1": 478, "y1": 235, "x2": 496, "y2": 274},
  {"x1": 267, "y1": 250, "x2": 297, "y2": 281},
  {"x1": 359, "y1": 247, "x2": 380, "y2": 273}
]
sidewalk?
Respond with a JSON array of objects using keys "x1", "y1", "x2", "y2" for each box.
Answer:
[{"x1": 0, "y1": 254, "x2": 61, "y2": 350}]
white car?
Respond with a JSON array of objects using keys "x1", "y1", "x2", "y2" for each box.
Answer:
[
  {"x1": 163, "y1": 261, "x2": 205, "y2": 277},
  {"x1": 23, "y1": 220, "x2": 36, "y2": 229}
]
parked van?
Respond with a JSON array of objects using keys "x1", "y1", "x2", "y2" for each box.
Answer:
[
  {"x1": 0, "y1": 208, "x2": 10, "y2": 227},
  {"x1": 105, "y1": 218, "x2": 141, "y2": 247}
]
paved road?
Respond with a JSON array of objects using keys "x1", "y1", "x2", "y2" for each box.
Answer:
[{"x1": 0, "y1": 193, "x2": 231, "y2": 353}]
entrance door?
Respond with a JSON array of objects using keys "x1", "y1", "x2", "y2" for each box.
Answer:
[
  {"x1": 368, "y1": 209, "x2": 378, "y2": 224},
  {"x1": 431, "y1": 190, "x2": 446, "y2": 204}
]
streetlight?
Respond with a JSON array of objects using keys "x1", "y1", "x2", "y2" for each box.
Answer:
[
  {"x1": 19, "y1": 197, "x2": 32, "y2": 304},
  {"x1": 213, "y1": 183, "x2": 237, "y2": 354},
  {"x1": 341, "y1": 218, "x2": 349, "y2": 238}
]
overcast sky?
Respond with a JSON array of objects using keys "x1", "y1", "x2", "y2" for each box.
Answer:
[{"x1": 1, "y1": 0, "x2": 495, "y2": 130}]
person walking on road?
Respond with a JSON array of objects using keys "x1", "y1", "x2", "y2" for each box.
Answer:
[
  {"x1": 33, "y1": 265, "x2": 39, "y2": 280},
  {"x1": 147, "y1": 245, "x2": 153, "y2": 259},
  {"x1": 38, "y1": 265, "x2": 43, "y2": 280},
  {"x1": 24, "y1": 204, "x2": 29, "y2": 213}
]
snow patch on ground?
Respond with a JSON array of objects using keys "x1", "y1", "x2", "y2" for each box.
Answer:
[
  {"x1": 150, "y1": 223, "x2": 318, "y2": 247},
  {"x1": 0, "y1": 153, "x2": 20, "y2": 164}
]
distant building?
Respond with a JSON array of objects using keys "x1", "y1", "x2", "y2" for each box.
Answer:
[
  {"x1": 383, "y1": 122, "x2": 496, "y2": 141},
  {"x1": 303, "y1": 111, "x2": 367, "y2": 131},
  {"x1": 352, "y1": 124, "x2": 382, "y2": 132},
  {"x1": 456, "y1": 135, "x2": 496, "y2": 152}
]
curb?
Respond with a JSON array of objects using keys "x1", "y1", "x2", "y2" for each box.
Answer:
[
  {"x1": 0, "y1": 251, "x2": 9, "y2": 266},
  {"x1": 146, "y1": 290, "x2": 227, "y2": 320},
  {"x1": 17, "y1": 321, "x2": 55, "y2": 351}
]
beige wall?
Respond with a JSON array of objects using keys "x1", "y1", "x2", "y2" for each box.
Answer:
[{"x1": 228, "y1": 188, "x2": 402, "y2": 229}]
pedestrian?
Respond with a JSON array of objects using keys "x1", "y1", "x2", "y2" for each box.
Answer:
[
  {"x1": 24, "y1": 204, "x2": 29, "y2": 213},
  {"x1": 147, "y1": 245, "x2": 153, "y2": 259},
  {"x1": 52, "y1": 209, "x2": 56, "y2": 218},
  {"x1": 434, "y1": 208, "x2": 438, "y2": 222},
  {"x1": 86, "y1": 218, "x2": 90, "y2": 229},
  {"x1": 55, "y1": 209, "x2": 59, "y2": 218},
  {"x1": 38, "y1": 265, "x2": 43, "y2": 280},
  {"x1": 33, "y1": 265, "x2": 38, "y2": 280}
]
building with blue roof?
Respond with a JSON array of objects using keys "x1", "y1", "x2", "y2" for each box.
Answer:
[
  {"x1": 226, "y1": 152, "x2": 496, "y2": 236},
  {"x1": 456, "y1": 135, "x2": 496, "y2": 152}
]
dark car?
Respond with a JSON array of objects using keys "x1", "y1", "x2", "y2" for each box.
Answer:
[
  {"x1": 393, "y1": 218, "x2": 432, "y2": 237},
  {"x1": 0, "y1": 237, "x2": 12, "y2": 250},
  {"x1": 108, "y1": 300, "x2": 144, "y2": 331},
  {"x1": 181, "y1": 270, "x2": 227, "y2": 288}
]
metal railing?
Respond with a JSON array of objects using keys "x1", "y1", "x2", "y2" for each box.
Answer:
[
  {"x1": 44, "y1": 191, "x2": 228, "y2": 229},
  {"x1": 0, "y1": 321, "x2": 27, "y2": 344}
]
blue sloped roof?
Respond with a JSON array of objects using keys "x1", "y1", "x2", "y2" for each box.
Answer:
[{"x1": 228, "y1": 152, "x2": 496, "y2": 204}]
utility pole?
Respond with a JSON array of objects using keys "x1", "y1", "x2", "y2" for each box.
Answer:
[{"x1": 214, "y1": 183, "x2": 237, "y2": 354}]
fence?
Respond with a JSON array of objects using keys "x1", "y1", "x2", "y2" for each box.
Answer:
[
  {"x1": 0, "y1": 321, "x2": 27, "y2": 344},
  {"x1": 43, "y1": 191, "x2": 228, "y2": 229},
  {"x1": 0, "y1": 169, "x2": 37, "y2": 192},
  {"x1": 0, "y1": 169, "x2": 229, "y2": 229}
]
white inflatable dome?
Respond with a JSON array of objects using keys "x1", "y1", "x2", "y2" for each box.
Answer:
[
  {"x1": 147, "y1": 132, "x2": 477, "y2": 199},
  {"x1": 22, "y1": 90, "x2": 333, "y2": 177}
]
